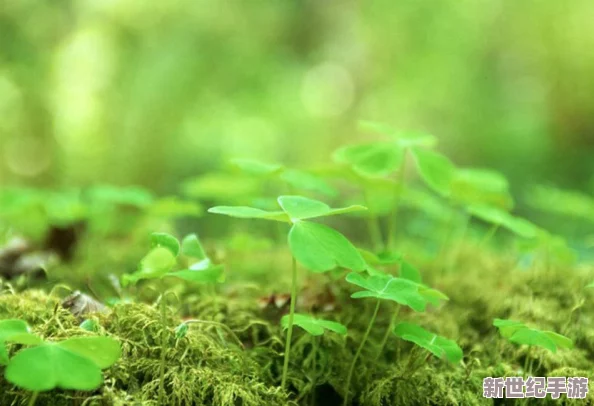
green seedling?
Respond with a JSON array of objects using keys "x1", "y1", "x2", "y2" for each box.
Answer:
[
  {"x1": 494, "y1": 318, "x2": 573, "y2": 377},
  {"x1": 209, "y1": 195, "x2": 366, "y2": 389},
  {"x1": 123, "y1": 232, "x2": 222, "y2": 404},
  {"x1": 342, "y1": 267, "x2": 447, "y2": 406},
  {"x1": 332, "y1": 121, "x2": 438, "y2": 250},
  {"x1": 393, "y1": 322, "x2": 463, "y2": 375},
  {"x1": 0, "y1": 320, "x2": 120, "y2": 406}
]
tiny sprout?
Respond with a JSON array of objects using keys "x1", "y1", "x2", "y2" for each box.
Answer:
[
  {"x1": 175, "y1": 322, "x2": 189, "y2": 340},
  {"x1": 80, "y1": 319, "x2": 100, "y2": 333},
  {"x1": 281, "y1": 313, "x2": 347, "y2": 336}
]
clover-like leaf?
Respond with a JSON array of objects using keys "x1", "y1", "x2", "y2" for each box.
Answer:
[
  {"x1": 411, "y1": 147, "x2": 456, "y2": 197},
  {"x1": 277, "y1": 195, "x2": 366, "y2": 222},
  {"x1": 288, "y1": 222, "x2": 365, "y2": 272},
  {"x1": 393, "y1": 322, "x2": 463, "y2": 363},
  {"x1": 467, "y1": 204, "x2": 539, "y2": 239},
  {"x1": 0, "y1": 319, "x2": 34, "y2": 365},
  {"x1": 493, "y1": 319, "x2": 527, "y2": 338},
  {"x1": 57, "y1": 336, "x2": 121, "y2": 369},
  {"x1": 333, "y1": 142, "x2": 405, "y2": 178},
  {"x1": 345, "y1": 272, "x2": 427, "y2": 312},
  {"x1": 123, "y1": 247, "x2": 177, "y2": 285},
  {"x1": 167, "y1": 266, "x2": 224, "y2": 284},
  {"x1": 151, "y1": 232, "x2": 180, "y2": 256},
  {"x1": 526, "y1": 185, "x2": 594, "y2": 223},
  {"x1": 230, "y1": 158, "x2": 284, "y2": 176},
  {"x1": 494, "y1": 319, "x2": 573, "y2": 353},
  {"x1": 207, "y1": 206, "x2": 290, "y2": 222},
  {"x1": 181, "y1": 234, "x2": 207, "y2": 260},
  {"x1": 281, "y1": 314, "x2": 347, "y2": 336},
  {"x1": 5, "y1": 344, "x2": 105, "y2": 391}
]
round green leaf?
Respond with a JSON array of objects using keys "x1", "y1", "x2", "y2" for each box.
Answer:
[
  {"x1": 411, "y1": 147, "x2": 456, "y2": 197},
  {"x1": 281, "y1": 314, "x2": 347, "y2": 336},
  {"x1": 181, "y1": 234, "x2": 207, "y2": 260},
  {"x1": 5, "y1": 344, "x2": 104, "y2": 391},
  {"x1": 288, "y1": 222, "x2": 366, "y2": 272},
  {"x1": 333, "y1": 142, "x2": 405, "y2": 178},
  {"x1": 150, "y1": 232, "x2": 180, "y2": 256},
  {"x1": 57, "y1": 336, "x2": 121, "y2": 369},
  {"x1": 394, "y1": 322, "x2": 463, "y2": 363},
  {"x1": 467, "y1": 205, "x2": 539, "y2": 239},
  {"x1": 345, "y1": 272, "x2": 427, "y2": 312}
]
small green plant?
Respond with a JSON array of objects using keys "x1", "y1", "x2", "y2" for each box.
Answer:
[
  {"x1": 281, "y1": 313, "x2": 347, "y2": 337},
  {"x1": 0, "y1": 319, "x2": 121, "y2": 405},
  {"x1": 122, "y1": 231, "x2": 223, "y2": 404},
  {"x1": 341, "y1": 265, "x2": 449, "y2": 406},
  {"x1": 209, "y1": 195, "x2": 366, "y2": 390},
  {"x1": 494, "y1": 318, "x2": 573, "y2": 376}
]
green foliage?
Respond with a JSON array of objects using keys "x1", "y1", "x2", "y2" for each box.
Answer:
[
  {"x1": 277, "y1": 195, "x2": 366, "y2": 221},
  {"x1": 345, "y1": 272, "x2": 428, "y2": 312},
  {"x1": 0, "y1": 319, "x2": 33, "y2": 365},
  {"x1": 333, "y1": 142, "x2": 405, "y2": 178},
  {"x1": 467, "y1": 204, "x2": 539, "y2": 239},
  {"x1": 526, "y1": 185, "x2": 594, "y2": 223},
  {"x1": 493, "y1": 319, "x2": 573, "y2": 353},
  {"x1": 289, "y1": 221, "x2": 365, "y2": 272},
  {"x1": 151, "y1": 232, "x2": 181, "y2": 257},
  {"x1": 393, "y1": 322, "x2": 463, "y2": 363},
  {"x1": 281, "y1": 314, "x2": 347, "y2": 336},
  {"x1": 410, "y1": 147, "x2": 456, "y2": 197}
]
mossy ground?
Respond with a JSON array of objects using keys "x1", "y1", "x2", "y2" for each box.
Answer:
[{"x1": 0, "y1": 242, "x2": 593, "y2": 405}]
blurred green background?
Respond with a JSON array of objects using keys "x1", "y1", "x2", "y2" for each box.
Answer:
[{"x1": 1, "y1": 0, "x2": 593, "y2": 196}]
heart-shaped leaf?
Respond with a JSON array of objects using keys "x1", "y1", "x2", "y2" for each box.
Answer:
[
  {"x1": 230, "y1": 158, "x2": 284, "y2": 176},
  {"x1": 411, "y1": 147, "x2": 455, "y2": 197},
  {"x1": 393, "y1": 322, "x2": 463, "y2": 363},
  {"x1": 123, "y1": 247, "x2": 177, "y2": 285},
  {"x1": 57, "y1": 336, "x2": 121, "y2": 369},
  {"x1": 281, "y1": 314, "x2": 347, "y2": 336},
  {"x1": 345, "y1": 272, "x2": 427, "y2": 312},
  {"x1": 333, "y1": 142, "x2": 405, "y2": 178},
  {"x1": 277, "y1": 195, "x2": 366, "y2": 222},
  {"x1": 467, "y1": 205, "x2": 539, "y2": 239},
  {"x1": 150, "y1": 232, "x2": 180, "y2": 257},
  {"x1": 494, "y1": 319, "x2": 573, "y2": 353},
  {"x1": 289, "y1": 222, "x2": 366, "y2": 272},
  {"x1": 207, "y1": 206, "x2": 290, "y2": 222},
  {"x1": 181, "y1": 234, "x2": 206, "y2": 260},
  {"x1": 0, "y1": 320, "x2": 35, "y2": 365},
  {"x1": 167, "y1": 266, "x2": 224, "y2": 284},
  {"x1": 5, "y1": 344, "x2": 104, "y2": 391}
]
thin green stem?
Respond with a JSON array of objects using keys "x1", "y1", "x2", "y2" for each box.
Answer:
[
  {"x1": 375, "y1": 305, "x2": 400, "y2": 360},
  {"x1": 343, "y1": 299, "x2": 381, "y2": 406},
  {"x1": 362, "y1": 188, "x2": 384, "y2": 252},
  {"x1": 281, "y1": 257, "x2": 298, "y2": 390},
  {"x1": 158, "y1": 294, "x2": 168, "y2": 405},
  {"x1": 386, "y1": 152, "x2": 407, "y2": 250},
  {"x1": 27, "y1": 392, "x2": 38, "y2": 406}
]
